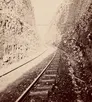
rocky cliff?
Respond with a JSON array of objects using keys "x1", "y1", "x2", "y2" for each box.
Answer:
[
  {"x1": 58, "y1": 0, "x2": 92, "y2": 70},
  {"x1": 56, "y1": 0, "x2": 92, "y2": 101},
  {"x1": 0, "y1": 0, "x2": 39, "y2": 68}
]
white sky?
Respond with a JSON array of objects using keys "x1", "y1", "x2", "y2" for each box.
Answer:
[
  {"x1": 31, "y1": 0, "x2": 62, "y2": 25},
  {"x1": 31, "y1": 0, "x2": 62, "y2": 31},
  {"x1": 31, "y1": 0, "x2": 62, "y2": 41}
]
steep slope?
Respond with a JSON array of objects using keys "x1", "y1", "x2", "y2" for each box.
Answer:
[
  {"x1": 48, "y1": 0, "x2": 92, "y2": 101},
  {"x1": 58, "y1": 0, "x2": 92, "y2": 70},
  {"x1": 0, "y1": 0, "x2": 39, "y2": 68},
  {"x1": 57, "y1": 0, "x2": 92, "y2": 34}
]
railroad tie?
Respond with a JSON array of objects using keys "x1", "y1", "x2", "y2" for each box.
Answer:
[
  {"x1": 45, "y1": 69, "x2": 57, "y2": 74},
  {"x1": 42, "y1": 74, "x2": 56, "y2": 79},
  {"x1": 29, "y1": 90, "x2": 48, "y2": 96},
  {"x1": 39, "y1": 79, "x2": 55, "y2": 85},
  {"x1": 29, "y1": 91, "x2": 48, "y2": 101},
  {"x1": 33, "y1": 85, "x2": 52, "y2": 91}
]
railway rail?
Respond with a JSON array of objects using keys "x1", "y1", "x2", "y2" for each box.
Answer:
[
  {"x1": 0, "y1": 50, "x2": 47, "y2": 78},
  {"x1": 15, "y1": 49, "x2": 60, "y2": 102}
]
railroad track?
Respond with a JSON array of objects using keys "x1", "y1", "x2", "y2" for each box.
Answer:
[
  {"x1": 15, "y1": 49, "x2": 60, "y2": 102},
  {"x1": 0, "y1": 50, "x2": 47, "y2": 78}
]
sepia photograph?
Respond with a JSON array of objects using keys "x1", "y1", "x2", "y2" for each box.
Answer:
[{"x1": 0, "y1": 0, "x2": 92, "y2": 102}]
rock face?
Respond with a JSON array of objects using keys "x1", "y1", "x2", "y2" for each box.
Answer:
[
  {"x1": 57, "y1": 0, "x2": 91, "y2": 34},
  {"x1": 0, "y1": 0, "x2": 39, "y2": 68},
  {"x1": 54, "y1": 0, "x2": 92, "y2": 101},
  {"x1": 48, "y1": 0, "x2": 92, "y2": 102},
  {"x1": 46, "y1": 1, "x2": 92, "y2": 102},
  {"x1": 58, "y1": 0, "x2": 92, "y2": 70}
]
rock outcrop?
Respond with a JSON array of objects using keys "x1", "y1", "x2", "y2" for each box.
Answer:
[
  {"x1": 58, "y1": 0, "x2": 92, "y2": 71},
  {"x1": 0, "y1": 0, "x2": 39, "y2": 68},
  {"x1": 55, "y1": 0, "x2": 92, "y2": 101}
]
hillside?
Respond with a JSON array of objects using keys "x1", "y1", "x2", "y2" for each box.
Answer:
[
  {"x1": 0, "y1": 0, "x2": 39, "y2": 68},
  {"x1": 55, "y1": 0, "x2": 92, "y2": 101}
]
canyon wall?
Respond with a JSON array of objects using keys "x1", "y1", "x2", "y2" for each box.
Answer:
[
  {"x1": 58, "y1": 0, "x2": 92, "y2": 67},
  {"x1": 0, "y1": 0, "x2": 39, "y2": 68},
  {"x1": 46, "y1": 0, "x2": 92, "y2": 45},
  {"x1": 57, "y1": 0, "x2": 92, "y2": 101},
  {"x1": 57, "y1": 0, "x2": 92, "y2": 34}
]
